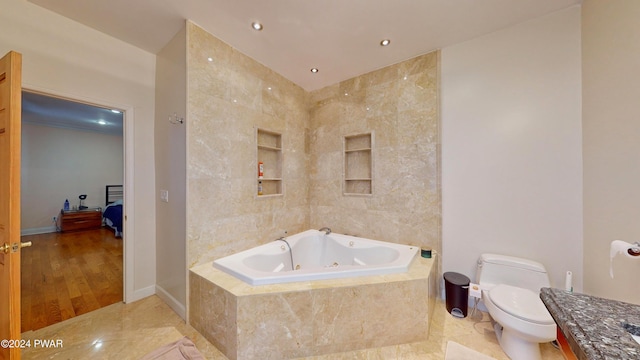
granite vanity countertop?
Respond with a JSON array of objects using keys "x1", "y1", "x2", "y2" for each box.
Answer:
[{"x1": 540, "y1": 287, "x2": 640, "y2": 360}]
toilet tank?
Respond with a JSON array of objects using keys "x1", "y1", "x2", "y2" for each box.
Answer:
[{"x1": 476, "y1": 253, "x2": 550, "y2": 293}]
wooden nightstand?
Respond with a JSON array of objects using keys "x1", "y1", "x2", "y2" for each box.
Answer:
[{"x1": 56, "y1": 207, "x2": 103, "y2": 232}]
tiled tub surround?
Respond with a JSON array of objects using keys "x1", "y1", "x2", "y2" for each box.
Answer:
[
  {"x1": 186, "y1": 21, "x2": 441, "y2": 270},
  {"x1": 185, "y1": 25, "x2": 442, "y2": 358},
  {"x1": 190, "y1": 256, "x2": 436, "y2": 360},
  {"x1": 187, "y1": 21, "x2": 311, "y2": 268},
  {"x1": 308, "y1": 51, "x2": 441, "y2": 257},
  {"x1": 540, "y1": 287, "x2": 640, "y2": 359}
]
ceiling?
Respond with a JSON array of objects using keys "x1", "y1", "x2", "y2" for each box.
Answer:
[
  {"x1": 22, "y1": 91, "x2": 123, "y2": 136},
  {"x1": 27, "y1": 0, "x2": 582, "y2": 92}
]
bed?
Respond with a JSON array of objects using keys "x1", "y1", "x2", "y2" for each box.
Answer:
[{"x1": 104, "y1": 185, "x2": 123, "y2": 237}]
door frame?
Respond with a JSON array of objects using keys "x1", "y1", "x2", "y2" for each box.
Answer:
[
  {"x1": 1, "y1": 50, "x2": 22, "y2": 360},
  {"x1": 21, "y1": 85, "x2": 134, "y2": 303}
]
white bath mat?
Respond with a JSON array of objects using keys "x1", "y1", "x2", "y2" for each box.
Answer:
[{"x1": 445, "y1": 341, "x2": 497, "y2": 360}]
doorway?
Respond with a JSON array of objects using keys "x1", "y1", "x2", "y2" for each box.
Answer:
[{"x1": 20, "y1": 90, "x2": 125, "y2": 331}]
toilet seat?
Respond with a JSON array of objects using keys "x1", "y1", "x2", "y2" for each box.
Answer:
[{"x1": 488, "y1": 284, "x2": 554, "y2": 325}]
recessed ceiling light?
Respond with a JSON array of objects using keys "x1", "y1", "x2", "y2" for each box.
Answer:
[
  {"x1": 207, "y1": 57, "x2": 213, "y2": 62},
  {"x1": 310, "y1": 68, "x2": 319, "y2": 73},
  {"x1": 251, "y1": 22, "x2": 263, "y2": 31},
  {"x1": 380, "y1": 39, "x2": 391, "y2": 46}
]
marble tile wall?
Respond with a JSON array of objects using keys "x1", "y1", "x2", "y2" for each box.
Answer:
[
  {"x1": 308, "y1": 52, "x2": 441, "y2": 254},
  {"x1": 186, "y1": 21, "x2": 441, "y2": 277},
  {"x1": 186, "y1": 22, "x2": 311, "y2": 267}
]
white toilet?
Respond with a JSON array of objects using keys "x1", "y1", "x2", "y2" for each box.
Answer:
[{"x1": 476, "y1": 253, "x2": 556, "y2": 360}]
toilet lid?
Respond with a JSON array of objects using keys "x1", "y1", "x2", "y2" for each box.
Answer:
[{"x1": 488, "y1": 284, "x2": 554, "y2": 325}]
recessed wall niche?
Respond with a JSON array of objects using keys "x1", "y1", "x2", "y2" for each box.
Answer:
[
  {"x1": 256, "y1": 128, "x2": 283, "y2": 196},
  {"x1": 343, "y1": 132, "x2": 373, "y2": 195}
]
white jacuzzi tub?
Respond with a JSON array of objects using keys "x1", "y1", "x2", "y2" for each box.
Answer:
[{"x1": 213, "y1": 229, "x2": 419, "y2": 285}]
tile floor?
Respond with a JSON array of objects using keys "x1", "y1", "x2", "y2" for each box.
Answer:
[{"x1": 21, "y1": 295, "x2": 564, "y2": 359}]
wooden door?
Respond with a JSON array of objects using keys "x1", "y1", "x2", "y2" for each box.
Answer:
[{"x1": 0, "y1": 51, "x2": 23, "y2": 360}]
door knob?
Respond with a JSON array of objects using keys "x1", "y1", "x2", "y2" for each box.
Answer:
[{"x1": 0, "y1": 241, "x2": 32, "y2": 254}]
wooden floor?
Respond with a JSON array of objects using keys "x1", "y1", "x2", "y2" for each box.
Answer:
[{"x1": 20, "y1": 227, "x2": 123, "y2": 332}]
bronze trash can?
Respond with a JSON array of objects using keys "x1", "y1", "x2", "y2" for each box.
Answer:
[{"x1": 443, "y1": 272, "x2": 470, "y2": 318}]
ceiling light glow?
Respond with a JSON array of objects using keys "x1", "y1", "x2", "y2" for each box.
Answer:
[
  {"x1": 310, "y1": 68, "x2": 319, "y2": 73},
  {"x1": 98, "y1": 120, "x2": 107, "y2": 125},
  {"x1": 380, "y1": 39, "x2": 391, "y2": 46},
  {"x1": 110, "y1": 109, "x2": 121, "y2": 114},
  {"x1": 251, "y1": 22, "x2": 263, "y2": 31}
]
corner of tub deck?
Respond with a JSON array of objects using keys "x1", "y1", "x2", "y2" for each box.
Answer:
[
  {"x1": 190, "y1": 262, "x2": 247, "y2": 294},
  {"x1": 410, "y1": 255, "x2": 435, "y2": 277},
  {"x1": 189, "y1": 262, "x2": 220, "y2": 280}
]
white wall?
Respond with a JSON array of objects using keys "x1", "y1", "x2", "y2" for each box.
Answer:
[
  {"x1": 21, "y1": 123, "x2": 123, "y2": 233},
  {"x1": 582, "y1": 0, "x2": 640, "y2": 304},
  {"x1": 441, "y1": 7, "x2": 583, "y2": 292},
  {"x1": 155, "y1": 25, "x2": 187, "y2": 318},
  {"x1": 0, "y1": 0, "x2": 157, "y2": 302}
]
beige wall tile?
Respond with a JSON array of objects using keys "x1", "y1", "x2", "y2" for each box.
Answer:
[
  {"x1": 187, "y1": 23, "x2": 441, "y2": 278},
  {"x1": 309, "y1": 51, "x2": 441, "y2": 254}
]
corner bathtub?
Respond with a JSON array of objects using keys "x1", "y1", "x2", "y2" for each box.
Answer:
[{"x1": 213, "y1": 229, "x2": 419, "y2": 285}]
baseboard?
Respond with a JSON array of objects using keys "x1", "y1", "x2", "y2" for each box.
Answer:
[
  {"x1": 155, "y1": 285, "x2": 186, "y2": 320},
  {"x1": 21, "y1": 226, "x2": 56, "y2": 236},
  {"x1": 126, "y1": 285, "x2": 156, "y2": 303}
]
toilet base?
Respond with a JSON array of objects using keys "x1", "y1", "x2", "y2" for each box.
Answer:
[{"x1": 494, "y1": 323, "x2": 542, "y2": 360}]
